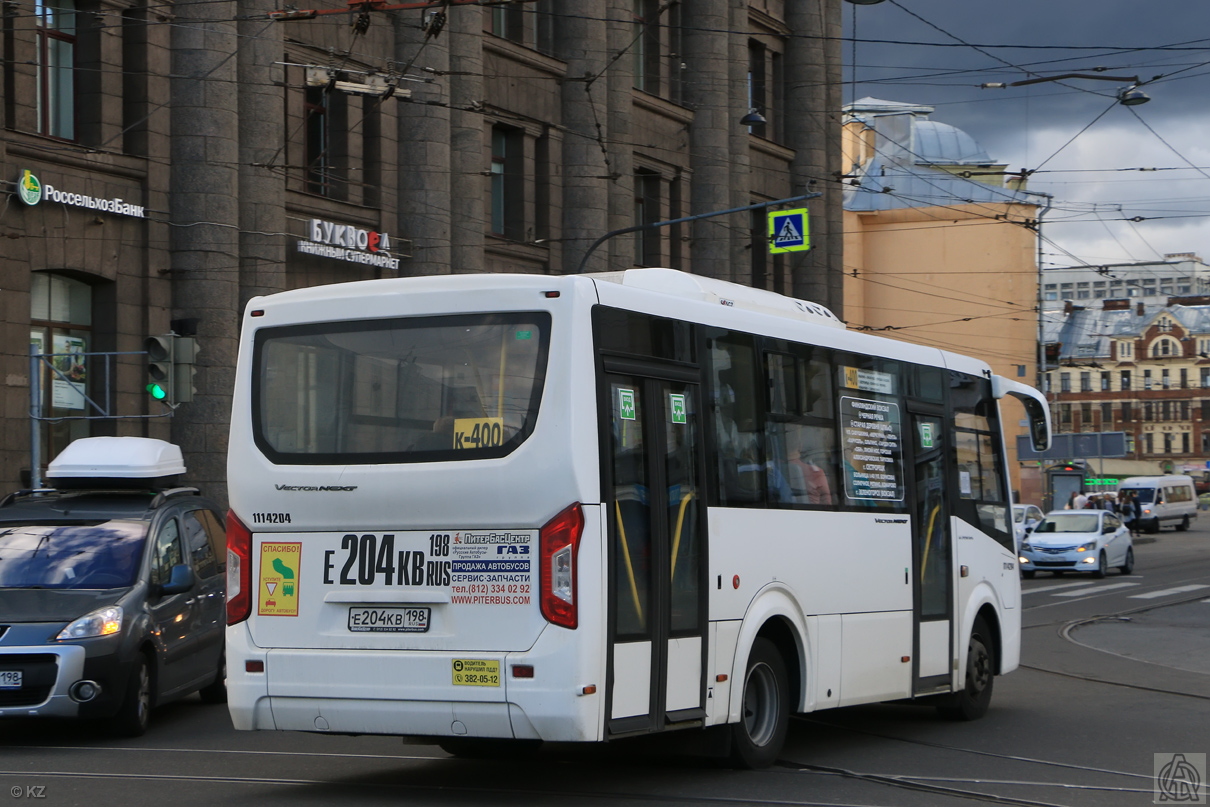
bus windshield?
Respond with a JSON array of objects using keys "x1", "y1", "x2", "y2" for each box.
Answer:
[
  {"x1": 253, "y1": 312, "x2": 551, "y2": 464},
  {"x1": 1128, "y1": 489, "x2": 1156, "y2": 504}
]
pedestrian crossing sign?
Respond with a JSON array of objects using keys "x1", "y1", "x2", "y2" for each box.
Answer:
[{"x1": 768, "y1": 208, "x2": 809, "y2": 253}]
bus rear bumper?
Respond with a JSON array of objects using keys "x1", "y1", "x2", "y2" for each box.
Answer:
[{"x1": 225, "y1": 624, "x2": 602, "y2": 741}]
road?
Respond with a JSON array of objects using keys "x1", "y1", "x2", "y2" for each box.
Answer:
[{"x1": 1, "y1": 524, "x2": 1208, "y2": 807}]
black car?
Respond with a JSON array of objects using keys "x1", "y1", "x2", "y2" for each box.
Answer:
[{"x1": 0, "y1": 471, "x2": 227, "y2": 736}]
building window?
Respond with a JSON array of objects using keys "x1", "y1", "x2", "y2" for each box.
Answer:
[
  {"x1": 1059, "y1": 404, "x2": 1072, "y2": 430},
  {"x1": 1121, "y1": 370, "x2": 1132, "y2": 390},
  {"x1": 1157, "y1": 318, "x2": 1172, "y2": 332},
  {"x1": 1101, "y1": 372, "x2": 1111, "y2": 391},
  {"x1": 1163, "y1": 369, "x2": 1171, "y2": 388},
  {"x1": 1203, "y1": 400, "x2": 1210, "y2": 420},
  {"x1": 747, "y1": 40, "x2": 767, "y2": 139},
  {"x1": 1162, "y1": 401, "x2": 1171, "y2": 422},
  {"x1": 1080, "y1": 403, "x2": 1092, "y2": 429},
  {"x1": 1184, "y1": 432, "x2": 1190, "y2": 453},
  {"x1": 750, "y1": 207, "x2": 784, "y2": 293},
  {"x1": 490, "y1": 126, "x2": 524, "y2": 240},
  {"x1": 1164, "y1": 433, "x2": 1173, "y2": 453},
  {"x1": 1144, "y1": 433, "x2": 1153, "y2": 454},
  {"x1": 1181, "y1": 368, "x2": 1189, "y2": 389},
  {"x1": 1101, "y1": 402, "x2": 1113, "y2": 424},
  {"x1": 491, "y1": 3, "x2": 524, "y2": 41},
  {"x1": 1119, "y1": 341, "x2": 1133, "y2": 358},
  {"x1": 1122, "y1": 402, "x2": 1133, "y2": 422},
  {"x1": 1144, "y1": 370, "x2": 1152, "y2": 390},
  {"x1": 36, "y1": 0, "x2": 76, "y2": 139},
  {"x1": 30, "y1": 272, "x2": 93, "y2": 465},
  {"x1": 1080, "y1": 372, "x2": 1091, "y2": 392},
  {"x1": 1060, "y1": 372, "x2": 1071, "y2": 392},
  {"x1": 1203, "y1": 432, "x2": 1210, "y2": 453},
  {"x1": 1144, "y1": 402, "x2": 1154, "y2": 421},
  {"x1": 1203, "y1": 368, "x2": 1210, "y2": 389},
  {"x1": 304, "y1": 84, "x2": 347, "y2": 199},
  {"x1": 634, "y1": 169, "x2": 662, "y2": 266},
  {"x1": 632, "y1": 0, "x2": 664, "y2": 94},
  {"x1": 1181, "y1": 401, "x2": 1189, "y2": 421}
]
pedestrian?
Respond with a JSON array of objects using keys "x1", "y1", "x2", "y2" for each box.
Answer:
[
  {"x1": 1072, "y1": 490, "x2": 1089, "y2": 510},
  {"x1": 1120, "y1": 491, "x2": 1138, "y2": 537}
]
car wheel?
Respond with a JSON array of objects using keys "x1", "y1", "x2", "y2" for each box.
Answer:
[
  {"x1": 109, "y1": 655, "x2": 152, "y2": 737},
  {"x1": 1119, "y1": 547, "x2": 1135, "y2": 575},
  {"x1": 1022, "y1": 570, "x2": 1036, "y2": 580},
  {"x1": 1092, "y1": 550, "x2": 1109, "y2": 579},
  {"x1": 1177, "y1": 516, "x2": 1190, "y2": 532},
  {"x1": 1147, "y1": 519, "x2": 1160, "y2": 534},
  {"x1": 729, "y1": 637, "x2": 789, "y2": 769},
  {"x1": 938, "y1": 617, "x2": 995, "y2": 721},
  {"x1": 198, "y1": 654, "x2": 227, "y2": 704}
]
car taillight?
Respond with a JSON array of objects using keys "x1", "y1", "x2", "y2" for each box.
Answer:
[
  {"x1": 539, "y1": 503, "x2": 584, "y2": 629},
  {"x1": 226, "y1": 510, "x2": 253, "y2": 625}
]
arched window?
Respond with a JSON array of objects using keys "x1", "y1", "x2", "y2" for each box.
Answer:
[
  {"x1": 1152, "y1": 337, "x2": 1180, "y2": 357},
  {"x1": 35, "y1": 0, "x2": 76, "y2": 139},
  {"x1": 30, "y1": 273, "x2": 92, "y2": 462}
]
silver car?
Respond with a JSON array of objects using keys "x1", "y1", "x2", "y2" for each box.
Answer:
[{"x1": 1019, "y1": 510, "x2": 1135, "y2": 580}]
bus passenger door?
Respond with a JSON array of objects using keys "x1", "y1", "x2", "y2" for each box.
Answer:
[
  {"x1": 910, "y1": 412, "x2": 953, "y2": 693},
  {"x1": 604, "y1": 370, "x2": 707, "y2": 735}
]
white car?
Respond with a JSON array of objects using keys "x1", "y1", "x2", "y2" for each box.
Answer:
[
  {"x1": 1012, "y1": 504, "x2": 1044, "y2": 550},
  {"x1": 1019, "y1": 510, "x2": 1134, "y2": 580}
]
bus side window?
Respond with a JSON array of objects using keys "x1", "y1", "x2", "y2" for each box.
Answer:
[{"x1": 708, "y1": 333, "x2": 764, "y2": 506}]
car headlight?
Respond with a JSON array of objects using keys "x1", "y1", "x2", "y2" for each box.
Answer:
[
  {"x1": 1021, "y1": 542, "x2": 1033, "y2": 552},
  {"x1": 1077, "y1": 541, "x2": 1096, "y2": 552},
  {"x1": 56, "y1": 605, "x2": 123, "y2": 641}
]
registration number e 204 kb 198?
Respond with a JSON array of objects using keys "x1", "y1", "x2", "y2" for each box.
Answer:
[{"x1": 347, "y1": 606, "x2": 430, "y2": 633}]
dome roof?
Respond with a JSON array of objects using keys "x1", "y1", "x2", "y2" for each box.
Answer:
[{"x1": 913, "y1": 120, "x2": 992, "y2": 165}]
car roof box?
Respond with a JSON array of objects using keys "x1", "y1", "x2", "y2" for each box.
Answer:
[{"x1": 47, "y1": 437, "x2": 187, "y2": 490}]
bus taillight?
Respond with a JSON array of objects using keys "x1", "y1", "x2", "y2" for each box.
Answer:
[
  {"x1": 226, "y1": 510, "x2": 253, "y2": 625},
  {"x1": 539, "y1": 503, "x2": 584, "y2": 629}
]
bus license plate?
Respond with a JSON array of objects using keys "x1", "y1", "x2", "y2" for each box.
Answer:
[
  {"x1": 0, "y1": 670, "x2": 21, "y2": 689},
  {"x1": 347, "y1": 607, "x2": 430, "y2": 633}
]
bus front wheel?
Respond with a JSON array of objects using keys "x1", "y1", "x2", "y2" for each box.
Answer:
[
  {"x1": 729, "y1": 637, "x2": 789, "y2": 769},
  {"x1": 937, "y1": 617, "x2": 994, "y2": 722}
]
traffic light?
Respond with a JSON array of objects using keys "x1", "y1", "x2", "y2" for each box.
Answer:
[
  {"x1": 173, "y1": 336, "x2": 198, "y2": 403},
  {"x1": 145, "y1": 334, "x2": 176, "y2": 404}
]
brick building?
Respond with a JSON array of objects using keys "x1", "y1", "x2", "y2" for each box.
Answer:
[
  {"x1": 1046, "y1": 297, "x2": 1210, "y2": 477},
  {"x1": 1, "y1": 0, "x2": 844, "y2": 501}
]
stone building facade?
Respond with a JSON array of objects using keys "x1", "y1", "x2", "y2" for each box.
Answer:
[
  {"x1": 1046, "y1": 297, "x2": 1210, "y2": 478},
  {"x1": 1, "y1": 0, "x2": 843, "y2": 501}
]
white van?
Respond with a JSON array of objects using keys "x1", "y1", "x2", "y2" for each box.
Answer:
[{"x1": 1117, "y1": 475, "x2": 1198, "y2": 533}]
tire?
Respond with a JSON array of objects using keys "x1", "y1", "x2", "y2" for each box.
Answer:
[
  {"x1": 1146, "y1": 519, "x2": 1160, "y2": 535},
  {"x1": 937, "y1": 617, "x2": 994, "y2": 722},
  {"x1": 1177, "y1": 516, "x2": 1190, "y2": 532},
  {"x1": 1021, "y1": 570, "x2": 1036, "y2": 580},
  {"x1": 198, "y1": 654, "x2": 227, "y2": 704},
  {"x1": 108, "y1": 655, "x2": 152, "y2": 737},
  {"x1": 729, "y1": 637, "x2": 790, "y2": 769},
  {"x1": 1119, "y1": 547, "x2": 1135, "y2": 575},
  {"x1": 1092, "y1": 550, "x2": 1109, "y2": 579}
]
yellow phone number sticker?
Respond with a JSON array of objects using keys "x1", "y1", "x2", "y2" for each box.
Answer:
[{"x1": 451, "y1": 658, "x2": 500, "y2": 687}]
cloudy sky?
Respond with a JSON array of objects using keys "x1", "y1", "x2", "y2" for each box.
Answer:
[{"x1": 843, "y1": 0, "x2": 1210, "y2": 271}]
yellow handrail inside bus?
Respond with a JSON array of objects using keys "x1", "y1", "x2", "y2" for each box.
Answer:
[
  {"x1": 614, "y1": 501, "x2": 644, "y2": 627},
  {"x1": 920, "y1": 502, "x2": 940, "y2": 583},
  {"x1": 669, "y1": 491, "x2": 695, "y2": 579}
]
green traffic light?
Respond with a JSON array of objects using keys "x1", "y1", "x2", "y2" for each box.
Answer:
[{"x1": 146, "y1": 382, "x2": 168, "y2": 401}]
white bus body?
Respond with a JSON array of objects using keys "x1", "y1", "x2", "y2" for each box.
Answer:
[{"x1": 225, "y1": 269, "x2": 1049, "y2": 765}]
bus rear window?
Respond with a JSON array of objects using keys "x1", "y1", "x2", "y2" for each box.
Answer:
[{"x1": 252, "y1": 313, "x2": 551, "y2": 464}]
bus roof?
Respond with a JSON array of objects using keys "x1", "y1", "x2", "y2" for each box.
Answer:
[{"x1": 589, "y1": 268, "x2": 845, "y2": 329}]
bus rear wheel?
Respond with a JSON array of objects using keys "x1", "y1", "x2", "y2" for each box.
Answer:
[
  {"x1": 937, "y1": 617, "x2": 994, "y2": 722},
  {"x1": 729, "y1": 638, "x2": 789, "y2": 769}
]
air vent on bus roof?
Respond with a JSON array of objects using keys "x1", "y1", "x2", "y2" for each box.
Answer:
[{"x1": 590, "y1": 268, "x2": 844, "y2": 329}]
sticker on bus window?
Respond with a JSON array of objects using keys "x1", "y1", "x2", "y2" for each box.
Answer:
[
  {"x1": 842, "y1": 366, "x2": 895, "y2": 395},
  {"x1": 453, "y1": 417, "x2": 504, "y2": 449},
  {"x1": 618, "y1": 389, "x2": 637, "y2": 421},
  {"x1": 669, "y1": 394, "x2": 687, "y2": 424},
  {"x1": 920, "y1": 422, "x2": 935, "y2": 449},
  {"x1": 259, "y1": 542, "x2": 301, "y2": 617}
]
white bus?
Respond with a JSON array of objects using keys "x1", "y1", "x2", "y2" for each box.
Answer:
[{"x1": 225, "y1": 268, "x2": 1050, "y2": 767}]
